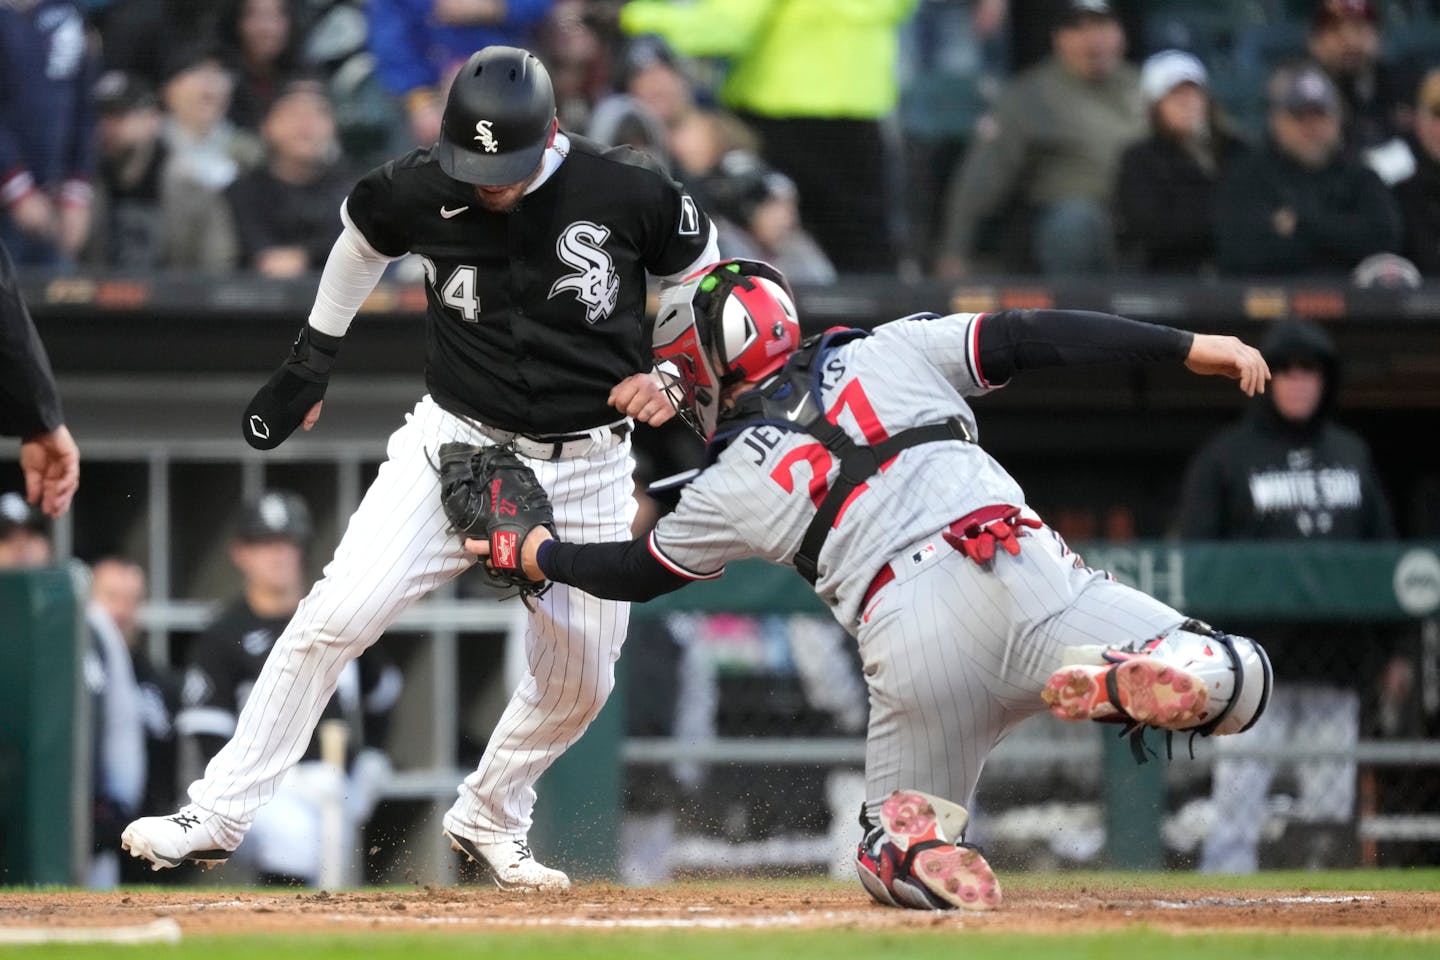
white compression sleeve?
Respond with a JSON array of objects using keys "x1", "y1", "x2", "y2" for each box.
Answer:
[{"x1": 306, "y1": 205, "x2": 402, "y2": 337}]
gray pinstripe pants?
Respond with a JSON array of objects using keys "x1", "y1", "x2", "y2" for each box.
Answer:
[{"x1": 855, "y1": 520, "x2": 1185, "y2": 817}]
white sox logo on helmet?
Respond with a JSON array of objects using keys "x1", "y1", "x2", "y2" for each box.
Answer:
[
  {"x1": 549, "y1": 221, "x2": 619, "y2": 323},
  {"x1": 474, "y1": 120, "x2": 498, "y2": 153}
]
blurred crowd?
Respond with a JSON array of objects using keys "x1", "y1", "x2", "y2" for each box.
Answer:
[{"x1": 2, "y1": 0, "x2": 1439, "y2": 281}]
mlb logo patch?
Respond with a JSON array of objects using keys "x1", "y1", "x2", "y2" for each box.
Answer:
[
  {"x1": 911, "y1": 543, "x2": 937, "y2": 566},
  {"x1": 492, "y1": 530, "x2": 520, "y2": 569}
]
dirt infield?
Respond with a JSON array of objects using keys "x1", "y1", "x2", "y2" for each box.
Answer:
[{"x1": 1, "y1": 883, "x2": 1435, "y2": 937}]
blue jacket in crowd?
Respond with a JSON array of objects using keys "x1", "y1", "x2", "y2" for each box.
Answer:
[
  {"x1": 0, "y1": 1, "x2": 96, "y2": 206},
  {"x1": 367, "y1": 0, "x2": 554, "y2": 98}
]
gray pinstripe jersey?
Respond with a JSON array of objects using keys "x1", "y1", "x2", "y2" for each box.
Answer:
[{"x1": 650, "y1": 313, "x2": 1027, "y2": 628}]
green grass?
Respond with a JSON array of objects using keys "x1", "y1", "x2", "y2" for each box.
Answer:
[
  {"x1": 3, "y1": 929, "x2": 1437, "y2": 960},
  {"x1": 4, "y1": 872, "x2": 1438, "y2": 959}
]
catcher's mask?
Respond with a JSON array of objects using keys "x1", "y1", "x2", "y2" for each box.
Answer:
[{"x1": 652, "y1": 259, "x2": 799, "y2": 439}]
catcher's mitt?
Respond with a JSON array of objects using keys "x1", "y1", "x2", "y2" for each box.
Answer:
[{"x1": 438, "y1": 442, "x2": 556, "y2": 602}]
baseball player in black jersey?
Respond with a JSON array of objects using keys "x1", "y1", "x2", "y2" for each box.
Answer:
[
  {"x1": 466, "y1": 260, "x2": 1275, "y2": 910},
  {"x1": 123, "y1": 46, "x2": 718, "y2": 890}
]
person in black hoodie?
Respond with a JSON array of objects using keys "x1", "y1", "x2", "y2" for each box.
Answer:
[
  {"x1": 224, "y1": 78, "x2": 352, "y2": 277},
  {"x1": 1178, "y1": 319, "x2": 1394, "y2": 873},
  {"x1": 1115, "y1": 49, "x2": 1247, "y2": 274},
  {"x1": 1214, "y1": 62, "x2": 1401, "y2": 277}
]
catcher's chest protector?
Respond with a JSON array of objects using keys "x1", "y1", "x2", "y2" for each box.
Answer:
[{"x1": 709, "y1": 329, "x2": 974, "y2": 584}]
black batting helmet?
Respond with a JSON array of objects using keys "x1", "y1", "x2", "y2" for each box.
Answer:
[{"x1": 436, "y1": 46, "x2": 556, "y2": 186}]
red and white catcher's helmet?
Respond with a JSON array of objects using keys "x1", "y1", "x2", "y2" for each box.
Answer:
[{"x1": 652, "y1": 259, "x2": 800, "y2": 438}]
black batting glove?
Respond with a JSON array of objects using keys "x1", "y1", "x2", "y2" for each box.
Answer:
[{"x1": 242, "y1": 324, "x2": 342, "y2": 450}]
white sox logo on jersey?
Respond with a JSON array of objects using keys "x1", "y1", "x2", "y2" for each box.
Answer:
[
  {"x1": 549, "y1": 221, "x2": 619, "y2": 323},
  {"x1": 474, "y1": 120, "x2": 498, "y2": 153}
]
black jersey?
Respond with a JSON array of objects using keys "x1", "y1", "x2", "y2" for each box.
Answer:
[
  {"x1": 344, "y1": 133, "x2": 714, "y2": 434},
  {"x1": 179, "y1": 598, "x2": 400, "y2": 765}
]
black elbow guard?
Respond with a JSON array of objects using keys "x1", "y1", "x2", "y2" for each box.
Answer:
[{"x1": 242, "y1": 325, "x2": 341, "y2": 450}]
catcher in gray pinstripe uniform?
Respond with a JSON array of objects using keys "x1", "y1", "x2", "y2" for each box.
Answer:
[{"x1": 468, "y1": 260, "x2": 1275, "y2": 911}]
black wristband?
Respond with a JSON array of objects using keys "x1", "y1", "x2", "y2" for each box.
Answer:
[{"x1": 286, "y1": 324, "x2": 343, "y2": 379}]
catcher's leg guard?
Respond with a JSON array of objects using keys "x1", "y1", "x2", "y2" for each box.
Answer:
[
  {"x1": 1044, "y1": 620, "x2": 1272, "y2": 736},
  {"x1": 876, "y1": 790, "x2": 1001, "y2": 911},
  {"x1": 1142, "y1": 620, "x2": 1272, "y2": 735}
]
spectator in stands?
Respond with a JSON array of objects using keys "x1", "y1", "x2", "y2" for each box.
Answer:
[
  {"x1": 160, "y1": 44, "x2": 263, "y2": 194},
  {"x1": 897, "y1": 0, "x2": 1010, "y2": 275},
  {"x1": 1214, "y1": 62, "x2": 1401, "y2": 276},
  {"x1": 1114, "y1": 50, "x2": 1248, "y2": 274},
  {"x1": 88, "y1": 557, "x2": 180, "y2": 823},
  {"x1": 85, "y1": 69, "x2": 241, "y2": 271},
  {"x1": 87, "y1": 71, "x2": 168, "y2": 268},
  {"x1": 1394, "y1": 68, "x2": 1440, "y2": 276},
  {"x1": 534, "y1": 0, "x2": 609, "y2": 133},
  {"x1": 86, "y1": 557, "x2": 181, "y2": 888},
  {"x1": 1307, "y1": 0, "x2": 1414, "y2": 154},
  {"x1": 368, "y1": 0, "x2": 555, "y2": 148},
  {"x1": 619, "y1": 0, "x2": 915, "y2": 273},
  {"x1": 176, "y1": 491, "x2": 400, "y2": 886},
  {"x1": 1179, "y1": 319, "x2": 1394, "y2": 873},
  {"x1": 700, "y1": 150, "x2": 836, "y2": 285},
  {"x1": 156, "y1": 45, "x2": 265, "y2": 270},
  {"x1": 88, "y1": 1, "x2": 226, "y2": 88},
  {"x1": 0, "y1": 1, "x2": 98, "y2": 267},
  {"x1": 667, "y1": 108, "x2": 757, "y2": 186},
  {"x1": 225, "y1": 79, "x2": 351, "y2": 277},
  {"x1": 614, "y1": 34, "x2": 695, "y2": 133},
  {"x1": 935, "y1": 0, "x2": 1145, "y2": 278},
  {"x1": 587, "y1": 35, "x2": 694, "y2": 175},
  {"x1": 218, "y1": 0, "x2": 312, "y2": 132}
]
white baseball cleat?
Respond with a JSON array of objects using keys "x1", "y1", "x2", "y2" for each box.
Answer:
[
  {"x1": 878, "y1": 790, "x2": 1001, "y2": 911},
  {"x1": 1042, "y1": 657, "x2": 1209, "y2": 728},
  {"x1": 120, "y1": 805, "x2": 236, "y2": 871},
  {"x1": 445, "y1": 831, "x2": 571, "y2": 892}
]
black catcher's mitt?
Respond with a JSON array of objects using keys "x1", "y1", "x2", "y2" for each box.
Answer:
[{"x1": 438, "y1": 442, "x2": 556, "y2": 601}]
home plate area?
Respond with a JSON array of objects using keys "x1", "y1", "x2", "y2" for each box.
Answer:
[{"x1": 0, "y1": 884, "x2": 1432, "y2": 938}]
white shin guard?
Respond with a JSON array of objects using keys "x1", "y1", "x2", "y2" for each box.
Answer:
[{"x1": 1137, "y1": 620, "x2": 1273, "y2": 736}]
